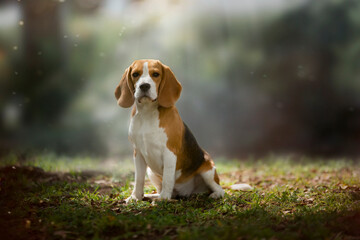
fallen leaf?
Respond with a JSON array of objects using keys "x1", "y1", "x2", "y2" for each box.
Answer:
[
  {"x1": 230, "y1": 183, "x2": 254, "y2": 191},
  {"x1": 54, "y1": 230, "x2": 73, "y2": 239},
  {"x1": 162, "y1": 228, "x2": 172, "y2": 236},
  {"x1": 25, "y1": 220, "x2": 31, "y2": 229},
  {"x1": 107, "y1": 215, "x2": 116, "y2": 222}
]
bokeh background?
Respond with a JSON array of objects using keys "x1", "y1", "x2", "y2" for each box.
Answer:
[{"x1": 1, "y1": 0, "x2": 360, "y2": 159}]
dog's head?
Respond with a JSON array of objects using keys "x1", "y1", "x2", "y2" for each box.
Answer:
[{"x1": 115, "y1": 59, "x2": 182, "y2": 108}]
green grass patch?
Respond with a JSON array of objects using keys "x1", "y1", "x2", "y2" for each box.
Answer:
[{"x1": 0, "y1": 154, "x2": 359, "y2": 239}]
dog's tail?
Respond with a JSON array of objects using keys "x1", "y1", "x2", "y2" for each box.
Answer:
[{"x1": 224, "y1": 183, "x2": 253, "y2": 191}]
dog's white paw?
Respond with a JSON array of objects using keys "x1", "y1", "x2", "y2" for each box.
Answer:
[
  {"x1": 125, "y1": 195, "x2": 142, "y2": 204},
  {"x1": 159, "y1": 192, "x2": 172, "y2": 200},
  {"x1": 209, "y1": 189, "x2": 225, "y2": 199}
]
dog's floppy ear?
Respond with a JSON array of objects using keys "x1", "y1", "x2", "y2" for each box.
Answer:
[
  {"x1": 158, "y1": 63, "x2": 182, "y2": 108},
  {"x1": 115, "y1": 67, "x2": 135, "y2": 108}
]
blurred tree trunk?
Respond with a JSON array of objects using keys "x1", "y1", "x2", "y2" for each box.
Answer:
[{"x1": 21, "y1": 0, "x2": 64, "y2": 124}]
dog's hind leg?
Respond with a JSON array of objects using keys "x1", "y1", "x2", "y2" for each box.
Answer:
[
  {"x1": 198, "y1": 153, "x2": 224, "y2": 198},
  {"x1": 200, "y1": 168, "x2": 224, "y2": 198}
]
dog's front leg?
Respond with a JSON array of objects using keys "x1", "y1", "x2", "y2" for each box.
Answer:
[
  {"x1": 159, "y1": 150, "x2": 177, "y2": 200},
  {"x1": 126, "y1": 151, "x2": 147, "y2": 203}
]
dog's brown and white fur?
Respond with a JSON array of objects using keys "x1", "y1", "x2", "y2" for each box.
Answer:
[{"x1": 115, "y1": 59, "x2": 225, "y2": 201}]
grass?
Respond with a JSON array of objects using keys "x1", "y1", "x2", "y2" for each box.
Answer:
[{"x1": 0, "y1": 154, "x2": 359, "y2": 240}]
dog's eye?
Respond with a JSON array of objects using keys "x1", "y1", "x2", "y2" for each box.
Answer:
[
  {"x1": 132, "y1": 72, "x2": 140, "y2": 78},
  {"x1": 152, "y1": 72, "x2": 159, "y2": 77}
]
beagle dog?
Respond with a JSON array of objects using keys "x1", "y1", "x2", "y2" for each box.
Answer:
[{"x1": 115, "y1": 59, "x2": 225, "y2": 201}]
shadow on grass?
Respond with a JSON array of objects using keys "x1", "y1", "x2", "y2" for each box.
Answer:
[
  {"x1": 0, "y1": 165, "x2": 359, "y2": 240},
  {"x1": 0, "y1": 165, "x2": 114, "y2": 240}
]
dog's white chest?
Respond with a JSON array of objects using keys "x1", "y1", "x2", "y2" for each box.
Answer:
[{"x1": 129, "y1": 107, "x2": 168, "y2": 175}]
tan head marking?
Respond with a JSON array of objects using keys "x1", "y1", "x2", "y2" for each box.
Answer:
[{"x1": 115, "y1": 60, "x2": 182, "y2": 108}]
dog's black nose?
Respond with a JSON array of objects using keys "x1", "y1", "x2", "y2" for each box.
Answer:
[{"x1": 140, "y1": 83, "x2": 150, "y2": 92}]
